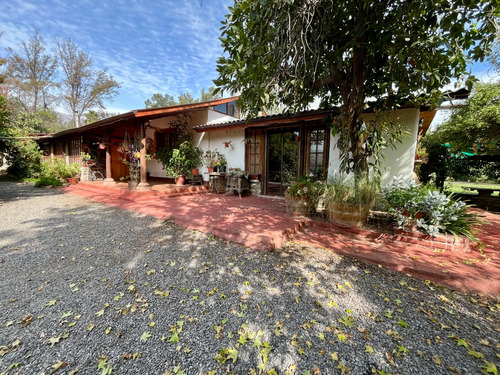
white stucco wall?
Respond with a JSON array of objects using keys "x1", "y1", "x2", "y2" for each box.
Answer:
[
  {"x1": 327, "y1": 108, "x2": 419, "y2": 186},
  {"x1": 146, "y1": 109, "x2": 241, "y2": 179},
  {"x1": 196, "y1": 128, "x2": 246, "y2": 176}
]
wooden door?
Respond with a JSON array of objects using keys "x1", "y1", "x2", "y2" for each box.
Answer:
[{"x1": 111, "y1": 143, "x2": 128, "y2": 180}]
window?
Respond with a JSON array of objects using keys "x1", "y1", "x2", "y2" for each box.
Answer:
[
  {"x1": 246, "y1": 130, "x2": 262, "y2": 175},
  {"x1": 308, "y1": 129, "x2": 326, "y2": 178},
  {"x1": 213, "y1": 101, "x2": 239, "y2": 118},
  {"x1": 68, "y1": 137, "x2": 82, "y2": 164},
  {"x1": 155, "y1": 128, "x2": 177, "y2": 151}
]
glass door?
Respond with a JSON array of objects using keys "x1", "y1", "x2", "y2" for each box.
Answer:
[{"x1": 266, "y1": 128, "x2": 300, "y2": 195}]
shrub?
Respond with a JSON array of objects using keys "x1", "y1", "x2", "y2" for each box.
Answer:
[
  {"x1": 165, "y1": 141, "x2": 201, "y2": 178},
  {"x1": 286, "y1": 175, "x2": 325, "y2": 204},
  {"x1": 382, "y1": 175, "x2": 481, "y2": 241},
  {"x1": 381, "y1": 175, "x2": 424, "y2": 221},
  {"x1": 6, "y1": 139, "x2": 43, "y2": 178},
  {"x1": 37, "y1": 159, "x2": 80, "y2": 181},
  {"x1": 325, "y1": 174, "x2": 379, "y2": 207},
  {"x1": 34, "y1": 176, "x2": 63, "y2": 188}
]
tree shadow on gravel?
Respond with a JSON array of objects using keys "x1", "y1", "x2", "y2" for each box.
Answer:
[{"x1": 0, "y1": 181, "x2": 499, "y2": 375}]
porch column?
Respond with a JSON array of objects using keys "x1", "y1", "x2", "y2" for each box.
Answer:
[
  {"x1": 64, "y1": 140, "x2": 70, "y2": 165},
  {"x1": 136, "y1": 121, "x2": 151, "y2": 191},
  {"x1": 50, "y1": 142, "x2": 54, "y2": 165},
  {"x1": 103, "y1": 132, "x2": 116, "y2": 186}
]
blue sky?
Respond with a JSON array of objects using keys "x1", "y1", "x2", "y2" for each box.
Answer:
[
  {"x1": 1, "y1": 0, "x2": 497, "y2": 127},
  {"x1": 0, "y1": 0, "x2": 233, "y2": 113}
]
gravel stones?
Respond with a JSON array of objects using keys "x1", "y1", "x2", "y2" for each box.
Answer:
[{"x1": 0, "y1": 180, "x2": 499, "y2": 374}]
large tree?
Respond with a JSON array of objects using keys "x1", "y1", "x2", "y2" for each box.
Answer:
[
  {"x1": 215, "y1": 0, "x2": 499, "y2": 175},
  {"x1": 5, "y1": 30, "x2": 57, "y2": 113},
  {"x1": 57, "y1": 38, "x2": 120, "y2": 127}
]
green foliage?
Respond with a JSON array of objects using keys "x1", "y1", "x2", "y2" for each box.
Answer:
[
  {"x1": 381, "y1": 176, "x2": 425, "y2": 218},
  {"x1": 419, "y1": 136, "x2": 449, "y2": 189},
  {"x1": 324, "y1": 174, "x2": 379, "y2": 207},
  {"x1": 50, "y1": 159, "x2": 80, "y2": 179},
  {"x1": 144, "y1": 93, "x2": 177, "y2": 108},
  {"x1": 382, "y1": 175, "x2": 481, "y2": 241},
  {"x1": 118, "y1": 131, "x2": 150, "y2": 181},
  {"x1": 165, "y1": 141, "x2": 202, "y2": 178},
  {"x1": 9, "y1": 109, "x2": 58, "y2": 135},
  {"x1": 5, "y1": 139, "x2": 43, "y2": 178},
  {"x1": 0, "y1": 94, "x2": 10, "y2": 134},
  {"x1": 202, "y1": 149, "x2": 226, "y2": 168},
  {"x1": 435, "y1": 82, "x2": 500, "y2": 155},
  {"x1": 215, "y1": 0, "x2": 499, "y2": 174},
  {"x1": 34, "y1": 176, "x2": 62, "y2": 187},
  {"x1": 84, "y1": 110, "x2": 118, "y2": 125},
  {"x1": 447, "y1": 157, "x2": 500, "y2": 184},
  {"x1": 144, "y1": 87, "x2": 220, "y2": 108},
  {"x1": 201, "y1": 87, "x2": 222, "y2": 102},
  {"x1": 286, "y1": 175, "x2": 325, "y2": 203}
]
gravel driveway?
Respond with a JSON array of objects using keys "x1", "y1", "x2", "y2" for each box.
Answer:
[{"x1": 0, "y1": 180, "x2": 499, "y2": 375}]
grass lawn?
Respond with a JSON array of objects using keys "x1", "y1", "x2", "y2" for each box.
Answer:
[{"x1": 445, "y1": 181, "x2": 500, "y2": 196}]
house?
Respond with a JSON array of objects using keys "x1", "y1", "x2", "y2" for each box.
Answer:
[{"x1": 39, "y1": 96, "x2": 438, "y2": 194}]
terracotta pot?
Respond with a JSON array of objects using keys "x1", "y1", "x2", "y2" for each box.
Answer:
[
  {"x1": 65, "y1": 177, "x2": 79, "y2": 185},
  {"x1": 207, "y1": 167, "x2": 214, "y2": 173},
  {"x1": 249, "y1": 174, "x2": 260, "y2": 181},
  {"x1": 327, "y1": 203, "x2": 370, "y2": 228},
  {"x1": 175, "y1": 175, "x2": 186, "y2": 186},
  {"x1": 284, "y1": 191, "x2": 314, "y2": 216},
  {"x1": 191, "y1": 168, "x2": 200, "y2": 176}
]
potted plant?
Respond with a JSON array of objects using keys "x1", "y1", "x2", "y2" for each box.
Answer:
[
  {"x1": 188, "y1": 145, "x2": 203, "y2": 176},
  {"x1": 325, "y1": 174, "x2": 379, "y2": 227},
  {"x1": 53, "y1": 159, "x2": 81, "y2": 185},
  {"x1": 81, "y1": 152, "x2": 93, "y2": 167},
  {"x1": 165, "y1": 141, "x2": 200, "y2": 185},
  {"x1": 215, "y1": 151, "x2": 227, "y2": 173},
  {"x1": 284, "y1": 176, "x2": 325, "y2": 216},
  {"x1": 203, "y1": 150, "x2": 218, "y2": 173}
]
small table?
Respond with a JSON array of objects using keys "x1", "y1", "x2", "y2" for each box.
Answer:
[
  {"x1": 209, "y1": 173, "x2": 227, "y2": 194},
  {"x1": 191, "y1": 174, "x2": 203, "y2": 186},
  {"x1": 226, "y1": 175, "x2": 249, "y2": 198}
]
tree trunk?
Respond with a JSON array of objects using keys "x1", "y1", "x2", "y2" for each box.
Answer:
[{"x1": 338, "y1": 44, "x2": 369, "y2": 175}]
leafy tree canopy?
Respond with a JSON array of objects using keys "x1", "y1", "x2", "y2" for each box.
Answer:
[
  {"x1": 84, "y1": 109, "x2": 119, "y2": 125},
  {"x1": 144, "y1": 86, "x2": 221, "y2": 108},
  {"x1": 215, "y1": 0, "x2": 499, "y2": 174},
  {"x1": 433, "y1": 82, "x2": 500, "y2": 154}
]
